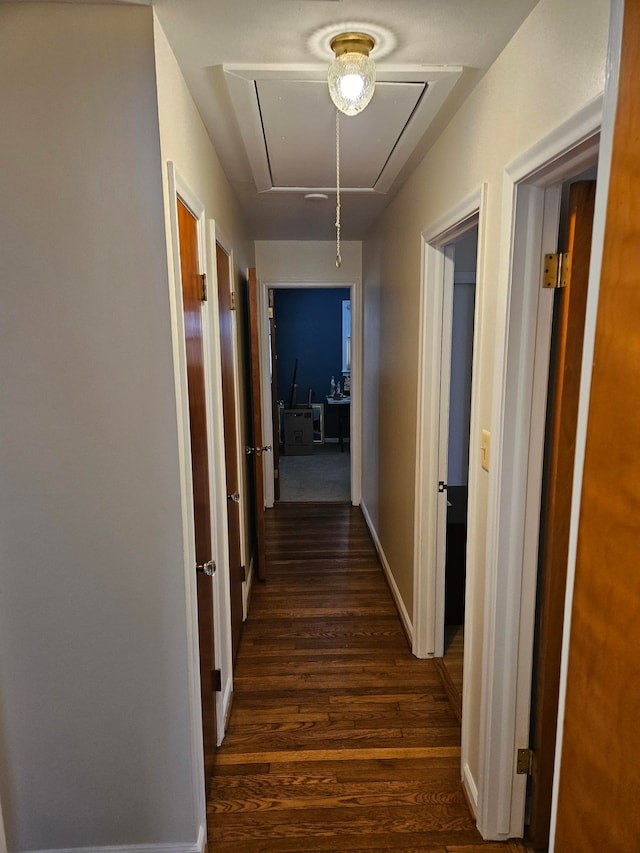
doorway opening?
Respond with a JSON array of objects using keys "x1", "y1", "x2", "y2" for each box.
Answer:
[
  {"x1": 439, "y1": 226, "x2": 478, "y2": 721},
  {"x1": 272, "y1": 286, "x2": 351, "y2": 502},
  {"x1": 259, "y1": 279, "x2": 362, "y2": 509},
  {"x1": 413, "y1": 187, "x2": 484, "y2": 675}
]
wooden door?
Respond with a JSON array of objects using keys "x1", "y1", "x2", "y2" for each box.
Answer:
[
  {"x1": 247, "y1": 269, "x2": 267, "y2": 580},
  {"x1": 269, "y1": 288, "x2": 281, "y2": 502},
  {"x1": 554, "y1": 4, "x2": 640, "y2": 848},
  {"x1": 177, "y1": 199, "x2": 216, "y2": 785},
  {"x1": 216, "y1": 242, "x2": 244, "y2": 663},
  {"x1": 527, "y1": 180, "x2": 596, "y2": 849}
]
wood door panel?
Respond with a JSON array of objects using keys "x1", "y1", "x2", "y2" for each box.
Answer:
[
  {"x1": 554, "y1": 4, "x2": 640, "y2": 849},
  {"x1": 177, "y1": 199, "x2": 216, "y2": 783},
  {"x1": 179, "y1": 202, "x2": 212, "y2": 565}
]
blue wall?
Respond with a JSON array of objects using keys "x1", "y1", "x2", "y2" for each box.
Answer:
[{"x1": 275, "y1": 288, "x2": 349, "y2": 439}]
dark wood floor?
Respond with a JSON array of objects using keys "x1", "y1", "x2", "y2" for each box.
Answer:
[{"x1": 208, "y1": 502, "x2": 525, "y2": 852}]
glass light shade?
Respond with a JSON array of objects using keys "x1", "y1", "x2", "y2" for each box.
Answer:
[{"x1": 328, "y1": 51, "x2": 376, "y2": 116}]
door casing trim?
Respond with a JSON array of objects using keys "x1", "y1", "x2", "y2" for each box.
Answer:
[
  {"x1": 206, "y1": 224, "x2": 236, "y2": 737},
  {"x1": 415, "y1": 187, "x2": 485, "y2": 662},
  {"x1": 166, "y1": 161, "x2": 211, "y2": 833},
  {"x1": 415, "y1": 186, "x2": 486, "y2": 821},
  {"x1": 479, "y1": 93, "x2": 603, "y2": 839}
]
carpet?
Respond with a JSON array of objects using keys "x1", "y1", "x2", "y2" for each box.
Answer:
[{"x1": 278, "y1": 442, "x2": 350, "y2": 502}]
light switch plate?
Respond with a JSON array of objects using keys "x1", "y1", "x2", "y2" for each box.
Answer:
[{"x1": 481, "y1": 429, "x2": 491, "y2": 472}]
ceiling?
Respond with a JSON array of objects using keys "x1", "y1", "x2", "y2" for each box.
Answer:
[{"x1": 152, "y1": 0, "x2": 539, "y2": 240}]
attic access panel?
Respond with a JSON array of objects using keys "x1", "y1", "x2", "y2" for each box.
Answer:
[{"x1": 256, "y1": 79, "x2": 426, "y2": 189}]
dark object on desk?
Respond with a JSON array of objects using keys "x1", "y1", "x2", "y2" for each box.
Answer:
[
  {"x1": 283, "y1": 409, "x2": 313, "y2": 455},
  {"x1": 325, "y1": 395, "x2": 350, "y2": 452}
]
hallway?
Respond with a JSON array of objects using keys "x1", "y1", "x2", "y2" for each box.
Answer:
[{"x1": 207, "y1": 503, "x2": 525, "y2": 851}]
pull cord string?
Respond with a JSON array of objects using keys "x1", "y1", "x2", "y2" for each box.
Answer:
[{"x1": 335, "y1": 108, "x2": 342, "y2": 269}]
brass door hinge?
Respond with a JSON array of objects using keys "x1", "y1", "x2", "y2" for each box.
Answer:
[
  {"x1": 230, "y1": 290, "x2": 236, "y2": 311},
  {"x1": 517, "y1": 748, "x2": 536, "y2": 775},
  {"x1": 268, "y1": 306, "x2": 274, "y2": 319},
  {"x1": 200, "y1": 273, "x2": 207, "y2": 302},
  {"x1": 543, "y1": 252, "x2": 571, "y2": 289}
]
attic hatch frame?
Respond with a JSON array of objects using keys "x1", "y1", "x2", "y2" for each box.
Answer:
[{"x1": 221, "y1": 64, "x2": 462, "y2": 195}]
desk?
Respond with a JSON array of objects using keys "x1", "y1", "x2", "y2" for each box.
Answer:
[{"x1": 325, "y1": 396, "x2": 350, "y2": 452}]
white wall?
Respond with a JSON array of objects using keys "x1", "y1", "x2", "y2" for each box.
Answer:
[
  {"x1": 362, "y1": 0, "x2": 610, "y2": 798},
  {"x1": 154, "y1": 19, "x2": 253, "y2": 274},
  {"x1": 255, "y1": 241, "x2": 361, "y2": 284},
  {"x1": 0, "y1": 4, "x2": 199, "y2": 850},
  {"x1": 154, "y1": 14, "x2": 254, "y2": 598}
]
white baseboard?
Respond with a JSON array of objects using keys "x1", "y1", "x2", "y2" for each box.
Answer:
[
  {"x1": 360, "y1": 500, "x2": 414, "y2": 645},
  {"x1": 219, "y1": 672, "x2": 233, "y2": 746},
  {"x1": 462, "y1": 761, "x2": 479, "y2": 817},
  {"x1": 246, "y1": 555, "x2": 255, "y2": 602},
  {"x1": 23, "y1": 830, "x2": 206, "y2": 853},
  {"x1": 242, "y1": 554, "x2": 255, "y2": 620}
]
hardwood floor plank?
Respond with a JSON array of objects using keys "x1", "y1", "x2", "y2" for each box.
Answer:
[
  {"x1": 207, "y1": 503, "x2": 520, "y2": 851},
  {"x1": 209, "y1": 836, "x2": 452, "y2": 853},
  {"x1": 214, "y1": 746, "x2": 462, "y2": 765}
]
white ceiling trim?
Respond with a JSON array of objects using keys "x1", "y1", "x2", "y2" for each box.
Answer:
[
  {"x1": 372, "y1": 70, "x2": 461, "y2": 193},
  {"x1": 258, "y1": 187, "x2": 379, "y2": 195},
  {"x1": 224, "y1": 71, "x2": 272, "y2": 192},
  {"x1": 223, "y1": 64, "x2": 463, "y2": 196}
]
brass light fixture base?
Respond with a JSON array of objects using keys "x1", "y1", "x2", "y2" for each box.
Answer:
[{"x1": 329, "y1": 32, "x2": 375, "y2": 58}]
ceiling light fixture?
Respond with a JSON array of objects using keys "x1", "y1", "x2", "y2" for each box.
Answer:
[
  {"x1": 328, "y1": 32, "x2": 376, "y2": 268},
  {"x1": 328, "y1": 32, "x2": 376, "y2": 116}
]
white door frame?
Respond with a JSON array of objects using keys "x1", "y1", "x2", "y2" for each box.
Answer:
[
  {"x1": 257, "y1": 279, "x2": 363, "y2": 508},
  {"x1": 205, "y1": 225, "x2": 237, "y2": 730},
  {"x1": 165, "y1": 163, "x2": 209, "y2": 835},
  {"x1": 166, "y1": 164, "x2": 234, "y2": 779},
  {"x1": 414, "y1": 186, "x2": 486, "y2": 662},
  {"x1": 211, "y1": 235, "x2": 252, "y2": 621},
  {"x1": 433, "y1": 243, "x2": 455, "y2": 658},
  {"x1": 478, "y1": 94, "x2": 603, "y2": 839}
]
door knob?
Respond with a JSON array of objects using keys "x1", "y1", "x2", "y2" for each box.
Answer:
[
  {"x1": 245, "y1": 445, "x2": 272, "y2": 455},
  {"x1": 196, "y1": 559, "x2": 216, "y2": 576},
  {"x1": 227, "y1": 492, "x2": 240, "y2": 503}
]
